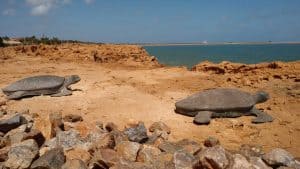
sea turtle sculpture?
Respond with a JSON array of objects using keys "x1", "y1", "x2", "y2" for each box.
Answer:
[
  {"x1": 175, "y1": 88, "x2": 274, "y2": 124},
  {"x1": 2, "y1": 75, "x2": 81, "y2": 100}
]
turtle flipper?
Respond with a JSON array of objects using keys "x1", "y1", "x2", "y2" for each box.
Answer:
[
  {"x1": 7, "y1": 91, "x2": 26, "y2": 100},
  {"x1": 250, "y1": 107, "x2": 274, "y2": 123},
  {"x1": 193, "y1": 111, "x2": 213, "y2": 125},
  {"x1": 51, "y1": 88, "x2": 72, "y2": 97}
]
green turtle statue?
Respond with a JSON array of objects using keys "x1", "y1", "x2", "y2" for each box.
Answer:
[
  {"x1": 2, "y1": 75, "x2": 81, "y2": 100},
  {"x1": 175, "y1": 88, "x2": 274, "y2": 124}
]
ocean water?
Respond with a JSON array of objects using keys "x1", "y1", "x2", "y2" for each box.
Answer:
[{"x1": 144, "y1": 44, "x2": 300, "y2": 68}]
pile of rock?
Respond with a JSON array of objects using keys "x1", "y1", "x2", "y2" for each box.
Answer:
[{"x1": 0, "y1": 109, "x2": 299, "y2": 169}]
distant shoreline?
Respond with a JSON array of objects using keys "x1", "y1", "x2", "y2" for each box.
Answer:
[{"x1": 140, "y1": 42, "x2": 300, "y2": 46}]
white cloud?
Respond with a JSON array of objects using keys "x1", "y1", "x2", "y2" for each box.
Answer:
[
  {"x1": 2, "y1": 8, "x2": 16, "y2": 16},
  {"x1": 84, "y1": 0, "x2": 94, "y2": 4},
  {"x1": 26, "y1": 0, "x2": 72, "y2": 16}
]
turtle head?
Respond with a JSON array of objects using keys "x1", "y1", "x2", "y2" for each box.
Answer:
[
  {"x1": 254, "y1": 91, "x2": 269, "y2": 104},
  {"x1": 64, "y1": 75, "x2": 81, "y2": 87}
]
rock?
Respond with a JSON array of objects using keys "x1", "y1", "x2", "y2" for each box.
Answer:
[
  {"x1": 239, "y1": 144, "x2": 264, "y2": 159},
  {"x1": 158, "y1": 141, "x2": 183, "y2": 154},
  {"x1": 22, "y1": 129, "x2": 45, "y2": 147},
  {"x1": 92, "y1": 148, "x2": 119, "y2": 168},
  {"x1": 63, "y1": 114, "x2": 83, "y2": 123},
  {"x1": 62, "y1": 159, "x2": 87, "y2": 169},
  {"x1": 110, "y1": 130, "x2": 129, "y2": 146},
  {"x1": 262, "y1": 148, "x2": 295, "y2": 167},
  {"x1": 116, "y1": 141, "x2": 141, "y2": 162},
  {"x1": 230, "y1": 154, "x2": 255, "y2": 169},
  {"x1": 56, "y1": 129, "x2": 86, "y2": 150},
  {"x1": 124, "y1": 121, "x2": 148, "y2": 143},
  {"x1": 95, "y1": 121, "x2": 104, "y2": 129},
  {"x1": 31, "y1": 147, "x2": 66, "y2": 169},
  {"x1": 111, "y1": 159, "x2": 153, "y2": 169},
  {"x1": 173, "y1": 150, "x2": 196, "y2": 169},
  {"x1": 0, "y1": 100, "x2": 6, "y2": 106},
  {"x1": 63, "y1": 122, "x2": 75, "y2": 131},
  {"x1": 149, "y1": 121, "x2": 171, "y2": 134},
  {"x1": 249, "y1": 157, "x2": 272, "y2": 169},
  {"x1": 3, "y1": 123, "x2": 30, "y2": 145},
  {"x1": 0, "y1": 114, "x2": 27, "y2": 133},
  {"x1": 146, "y1": 130, "x2": 168, "y2": 144},
  {"x1": 88, "y1": 133, "x2": 115, "y2": 151},
  {"x1": 5, "y1": 139, "x2": 39, "y2": 169},
  {"x1": 152, "y1": 153, "x2": 174, "y2": 169},
  {"x1": 0, "y1": 146, "x2": 9, "y2": 162},
  {"x1": 204, "y1": 136, "x2": 220, "y2": 147},
  {"x1": 137, "y1": 144, "x2": 161, "y2": 164},
  {"x1": 105, "y1": 122, "x2": 118, "y2": 132},
  {"x1": 49, "y1": 112, "x2": 64, "y2": 137},
  {"x1": 176, "y1": 139, "x2": 202, "y2": 155},
  {"x1": 194, "y1": 145, "x2": 229, "y2": 169},
  {"x1": 65, "y1": 148, "x2": 91, "y2": 164},
  {"x1": 0, "y1": 137, "x2": 9, "y2": 149}
]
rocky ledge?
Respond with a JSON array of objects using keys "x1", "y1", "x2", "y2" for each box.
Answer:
[
  {"x1": 0, "y1": 106, "x2": 299, "y2": 169},
  {"x1": 0, "y1": 44, "x2": 161, "y2": 68}
]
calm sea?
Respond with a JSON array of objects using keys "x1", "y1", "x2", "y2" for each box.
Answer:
[{"x1": 144, "y1": 44, "x2": 300, "y2": 68}]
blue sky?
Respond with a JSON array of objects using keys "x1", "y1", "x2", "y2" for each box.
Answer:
[{"x1": 1, "y1": 0, "x2": 300, "y2": 43}]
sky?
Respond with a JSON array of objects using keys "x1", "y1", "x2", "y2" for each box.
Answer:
[{"x1": 1, "y1": 0, "x2": 300, "y2": 43}]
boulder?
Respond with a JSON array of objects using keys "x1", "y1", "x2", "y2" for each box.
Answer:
[
  {"x1": 262, "y1": 148, "x2": 295, "y2": 167},
  {"x1": 31, "y1": 147, "x2": 66, "y2": 169},
  {"x1": 230, "y1": 154, "x2": 255, "y2": 169},
  {"x1": 0, "y1": 114, "x2": 27, "y2": 133},
  {"x1": 5, "y1": 139, "x2": 39, "y2": 169},
  {"x1": 249, "y1": 157, "x2": 272, "y2": 169},
  {"x1": 124, "y1": 121, "x2": 148, "y2": 143},
  {"x1": 173, "y1": 150, "x2": 196, "y2": 169},
  {"x1": 63, "y1": 114, "x2": 83, "y2": 123},
  {"x1": 62, "y1": 159, "x2": 87, "y2": 169},
  {"x1": 194, "y1": 145, "x2": 229, "y2": 169},
  {"x1": 149, "y1": 121, "x2": 171, "y2": 134},
  {"x1": 116, "y1": 141, "x2": 141, "y2": 162}
]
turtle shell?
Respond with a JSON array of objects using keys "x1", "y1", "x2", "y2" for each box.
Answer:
[
  {"x1": 2, "y1": 75, "x2": 65, "y2": 92},
  {"x1": 175, "y1": 88, "x2": 256, "y2": 112}
]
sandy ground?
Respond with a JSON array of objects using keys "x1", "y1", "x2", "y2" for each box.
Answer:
[{"x1": 0, "y1": 48, "x2": 299, "y2": 157}]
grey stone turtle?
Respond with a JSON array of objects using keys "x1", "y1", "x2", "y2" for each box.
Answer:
[
  {"x1": 2, "y1": 75, "x2": 81, "y2": 100},
  {"x1": 175, "y1": 88, "x2": 274, "y2": 124}
]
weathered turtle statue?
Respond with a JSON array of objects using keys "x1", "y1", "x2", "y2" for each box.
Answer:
[
  {"x1": 175, "y1": 88, "x2": 274, "y2": 124},
  {"x1": 2, "y1": 75, "x2": 81, "y2": 100}
]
